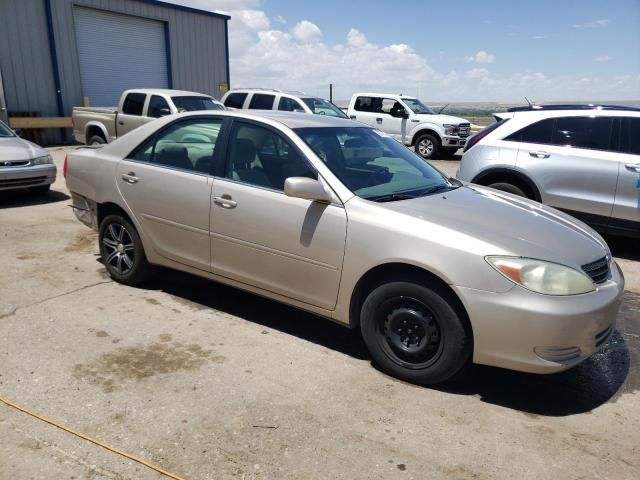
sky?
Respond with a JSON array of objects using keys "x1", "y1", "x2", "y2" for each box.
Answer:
[{"x1": 168, "y1": 0, "x2": 640, "y2": 103}]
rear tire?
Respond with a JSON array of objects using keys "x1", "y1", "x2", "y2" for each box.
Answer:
[
  {"x1": 88, "y1": 135, "x2": 106, "y2": 146},
  {"x1": 360, "y1": 281, "x2": 471, "y2": 385},
  {"x1": 99, "y1": 214, "x2": 153, "y2": 285},
  {"x1": 414, "y1": 133, "x2": 440, "y2": 160},
  {"x1": 487, "y1": 182, "x2": 528, "y2": 198}
]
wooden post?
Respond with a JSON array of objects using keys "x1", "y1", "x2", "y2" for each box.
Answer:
[
  {"x1": 329, "y1": 83, "x2": 333, "y2": 102},
  {"x1": 82, "y1": 96, "x2": 90, "y2": 107}
]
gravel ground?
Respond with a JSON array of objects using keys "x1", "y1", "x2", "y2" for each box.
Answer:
[{"x1": 0, "y1": 147, "x2": 638, "y2": 480}]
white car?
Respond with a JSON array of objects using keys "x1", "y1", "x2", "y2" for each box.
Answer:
[
  {"x1": 346, "y1": 93, "x2": 471, "y2": 159},
  {"x1": 221, "y1": 88, "x2": 348, "y2": 118}
]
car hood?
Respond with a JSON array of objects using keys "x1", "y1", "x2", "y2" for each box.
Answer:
[
  {"x1": 0, "y1": 136, "x2": 47, "y2": 160},
  {"x1": 377, "y1": 185, "x2": 608, "y2": 268},
  {"x1": 413, "y1": 113, "x2": 469, "y2": 125}
]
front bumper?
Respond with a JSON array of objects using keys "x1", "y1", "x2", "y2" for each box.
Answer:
[
  {"x1": 442, "y1": 135, "x2": 467, "y2": 148},
  {"x1": 453, "y1": 261, "x2": 625, "y2": 374},
  {"x1": 0, "y1": 164, "x2": 57, "y2": 191}
]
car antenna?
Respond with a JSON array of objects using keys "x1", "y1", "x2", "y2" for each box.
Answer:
[
  {"x1": 438, "y1": 103, "x2": 449, "y2": 114},
  {"x1": 524, "y1": 97, "x2": 542, "y2": 109}
]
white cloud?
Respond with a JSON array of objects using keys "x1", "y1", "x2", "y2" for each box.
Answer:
[
  {"x1": 346, "y1": 28, "x2": 368, "y2": 48},
  {"x1": 464, "y1": 68, "x2": 490, "y2": 79},
  {"x1": 465, "y1": 50, "x2": 496, "y2": 64},
  {"x1": 273, "y1": 15, "x2": 286, "y2": 25},
  {"x1": 291, "y1": 20, "x2": 322, "y2": 43},
  {"x1": 533, "y1": 35, "x2": 547, "y2": 39},
  {"x1": 573, "y1": 19, "x2": 610, "y2": 28},
  {"x1": 593, "y1": 55, "x2": 612, "y2": 62}
]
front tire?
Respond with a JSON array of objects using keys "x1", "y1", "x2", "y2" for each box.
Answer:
[
  {"x1": 414, "y1": 133, "x2": 440, "y2": 159},
  {"x1": 360, "y1": 281, "x2": 471, "y2": 385},
  {"x1": 487, "y1": 182, "x2": 528, "y2": 198},
  {"x1": 99, "y1": 214, "x2": 152, "y2": 285}
]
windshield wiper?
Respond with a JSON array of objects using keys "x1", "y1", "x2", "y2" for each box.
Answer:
[
  {"x1": 367, "y1": 193, "x2": 417, "y2": 203},
  {"x1": 414, "y1": 184, "x2": 450, "y2": 196}
]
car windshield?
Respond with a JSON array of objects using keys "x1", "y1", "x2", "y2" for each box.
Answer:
[
  {"x1": 0, "y1": 121, "x2": 15, "y2": 137},
  {"x1": 402, "y1": 98, "x2": 434, "y2": 114},
  {"x1": 301, "y1": 98, "x2": 348, "y2": 118},
  {"x1": 171, "y1": 96, "x2": 223, "y2": 112},
  {"x1": 294, "y1": 127, "x2": 452, "y2": 201}
]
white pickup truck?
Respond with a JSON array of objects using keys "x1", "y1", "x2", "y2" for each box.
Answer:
[
  {"x1": 346, "y1": 93, "x2": 471, "y2": 159},
  {"x1": 72, "y1": 89, "x2": 224, "y2": 145}
]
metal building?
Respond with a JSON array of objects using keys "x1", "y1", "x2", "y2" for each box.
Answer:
[{"x1": 0, "y1": 0, "x2": 230, "y2": 143}]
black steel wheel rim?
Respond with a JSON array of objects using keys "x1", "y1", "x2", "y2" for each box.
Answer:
[
  {"x1": 102, "y1": 223, "x2": 135, "y2": 275},
  {"x1": 376, "y1": 296, "x2": 444, "y2": 369}
]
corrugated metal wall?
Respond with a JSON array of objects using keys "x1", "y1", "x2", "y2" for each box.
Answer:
[{"x1": 0, "y1": 0, "x2": 229, "y2": 144}]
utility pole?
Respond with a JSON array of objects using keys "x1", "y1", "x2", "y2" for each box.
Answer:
[{"x1": 329, "y1": 83, "x2": 333, "y2": 102}]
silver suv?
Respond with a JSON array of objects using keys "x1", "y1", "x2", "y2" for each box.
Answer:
[
  {"x1": 222, "y1": 88, "x2": 348, "y2": 118},
  {"x1": 457, "y1": 105, "x2": 640, "y2": 238}
]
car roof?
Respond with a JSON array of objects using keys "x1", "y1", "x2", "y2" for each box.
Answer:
[
  {"x1": 126, "y1": 88, "x2": 213, "y2": 98},
  {"x1": 172, "y1": 110, "x2": 362, "y2": 129},
  {"x1": 353, "y1": 93, "x2": 417, "y2": 99}
]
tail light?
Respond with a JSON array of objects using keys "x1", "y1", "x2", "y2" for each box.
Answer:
[
  {"x1": 63, "y1": 155, "x2": 68, "y2": 178},
  {"x1": 463, "y1": 119, "x2": 508, "y2": 152}
]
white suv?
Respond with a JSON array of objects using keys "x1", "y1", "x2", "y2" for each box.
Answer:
[
  {"x1": 221, "y1": 88, "x2": 348, "y2": 118},
  {"x1": 457, "y1": 104, "x2": 640, "y2": 238}
]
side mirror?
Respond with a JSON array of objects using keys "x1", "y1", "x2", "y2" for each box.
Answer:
[
  {"x1": 159, "y1": 108, "x2": 172, "y2": 116},
  {"x1": 391, "y1": 109, "x2": 408, "y2": 119},
  {"x1": 284, "y1": 177, "x2": 333, "y2": 202}
]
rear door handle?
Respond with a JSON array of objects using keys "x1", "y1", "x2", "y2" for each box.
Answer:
[
  {"x1": 625, "y1": 163, "x2": 640, "y2": 173},
  {"x1": 529, "y1": 151, "x2": 550, "y2": 159},
  {"x1": 349, "y1": 115, "x2": 356, "y2": 120},
  {"x1": 213, "y1": 195, "x2": 237, "y2": 208},
  {"x1": 118, "y1": 121, "x2": 125, "y2": 126},
  {"x1": 121, "y1": 172, "x2": 138, "y2": 184},
  {"x1": 376, "y1": 117, "x2": 383, "y2": 124}
]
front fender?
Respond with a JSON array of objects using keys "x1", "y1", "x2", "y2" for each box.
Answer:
[{"x1": 409, "y1": 122, "x2": 445, "y2": 144}]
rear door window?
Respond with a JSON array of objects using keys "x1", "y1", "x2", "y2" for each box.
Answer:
[
  {"x1": 122, "y1": 93, "x2": 146, "y2": 116},
  {"x1": 552, "y1": 117, "x2": 613, "y2": 151},
  {"x1": 248, "y1": 94, "x2": 276, "y2": 110},
  {"x1": 148, "y1": 95, "x2": 170, "y2": 118},
  {"x1": 620, "y1": 118, "x2": 640, "y2": 155},
  {"x1": 224, "y1": 92, "x2": 248, "y2": 109},
  {"x1": 505, "y1": 118, "x2": 554, "y2": 144}
]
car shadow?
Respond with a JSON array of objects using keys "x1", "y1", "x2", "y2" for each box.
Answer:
[
  {"x1": 0, "y1": 189, "x2": 70, "y2": 208},
  {"x1": 130, "y1": 267, "x2": 633, "y2": 417},
  {"x1": 606, "y1": 235, "x2": 640, "y2": 261}
]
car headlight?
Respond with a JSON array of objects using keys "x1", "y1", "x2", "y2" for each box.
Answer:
[
  {"x1": 31, "y1": 154, "x2": 53, "y2": 165},
  {"x1": 443, "y1": 124, "x2": 459, "y2": 136},
  {"x1": 486, "y1": 256, "x2": 595, "y2": 295}
]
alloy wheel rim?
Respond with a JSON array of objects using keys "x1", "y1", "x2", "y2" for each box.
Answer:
[
  {"x1": 378, "y1": 297, "x2": 443, "y2": 369},
  {"x1": 418, "y1": 139, "x2": 434, "y2": 156},
  {"x1": 102, "y1": 223, "x2": 135, "y2": 275}
]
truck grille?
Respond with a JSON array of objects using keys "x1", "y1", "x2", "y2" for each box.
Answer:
[
  {"x1": 458, "y1": 123, "x2": 471, "y2": 138},
  {"x1": 1, "y1": 160, "x2": 30, "y2": 167},
  {"x1": 581, "y1": 256, "x2": 610, "y2": 284}
]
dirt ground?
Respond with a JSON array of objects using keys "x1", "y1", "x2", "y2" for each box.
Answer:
[{"x1": 0, "y1": 147, "x2": 638, "y2": 480}]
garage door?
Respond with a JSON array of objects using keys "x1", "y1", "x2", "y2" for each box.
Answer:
[{"x1": 74, "y1": 7, "x2": 169, "y2": 106}]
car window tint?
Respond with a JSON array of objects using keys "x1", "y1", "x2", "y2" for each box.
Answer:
[
  {"x1": 248, "y1": 94, "x2": 276, "y2": 110},
  {"x1": 148, "y1": 95, "x2": 170, "y2": 118},
  {"x1": 130, "y1": 119, "x2": 222, "y2": 173},
  {"x1": 278, "y1": 97, "x2": 304, "y2": 112},
  {"x1": 122, "y1": 93, "x2": 146, "y2": 116},
  {"x1": 354, "y1": 96, "x2": 375, "y2": 112},
  {"x1": 505, "y1": 118, "x2": 554, "y2": 144},
  {"x1": 621, "y1": 118, "x2": 640, "y2": 155},
  {"x1": 552, "y1": 117, "x2": 613, "y2": 151},
  {"x1": 225, "y1": 122, "x2": 316, "y2": 190},
  {"x1": 224, "y1": 92, "x2": 248, "y2": 109}
]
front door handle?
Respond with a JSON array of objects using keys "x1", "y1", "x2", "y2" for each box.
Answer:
[
  {"x1": 121, "y1": 172, "x2": 138, "y2": 184},
  {"x1": 349, "y1": 115, "x2": 356, "y2": 120},
  {"x1": 118, "y1": 121, "x2": 125, "y2": 126},
  {"x1": 213, "y1": 195, "x2": 237, "y2": 208},
  {"x1": 625, "y1": 163, "x2": 640, "y2": 173},
  {"x1": 529, "y1": 151, "x2": 550, "y2": 159},
  {"x1": 376, "y1": 117, "x2": 383, "y2": 124}
]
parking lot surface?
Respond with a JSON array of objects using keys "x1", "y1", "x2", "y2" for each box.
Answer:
[{"x1": 1, "y1": 147, "x2": 639, "y2": 480}]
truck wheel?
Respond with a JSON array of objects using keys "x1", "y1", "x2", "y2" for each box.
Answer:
[
  {"x1": 487, "y1": 182, "x2": 528, "y2": 198},
  {"x1": 360, "y1": 281, "x2": 471, "y2": 385},
  {"x1": 88, "y1": 135, "x2": 106, "y2": 146},
  {"x1": 99, "y1": 214, "x2": 153, "y2": 286},
  {"x1": 415, "y1": 133, "x2": 440, "y2": 160}
]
